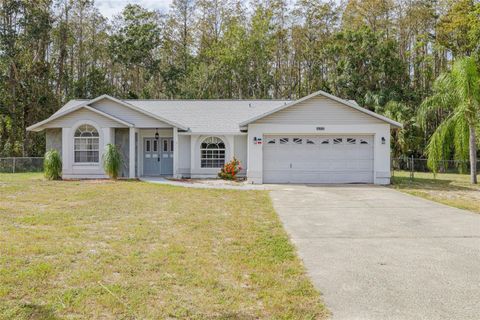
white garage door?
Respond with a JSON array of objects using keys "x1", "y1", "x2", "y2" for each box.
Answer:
[{"x1": 263, "y1": 135, "x2": 374, "y2": 184}]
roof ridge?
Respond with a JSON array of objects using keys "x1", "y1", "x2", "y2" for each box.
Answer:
[{"x1": 124, "y1": 99, "x2": 292, "y2": 101}]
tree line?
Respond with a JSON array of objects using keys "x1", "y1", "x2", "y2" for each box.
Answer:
[{"x1": 0, "y1": 0, "x2": 479, "y2": 160}]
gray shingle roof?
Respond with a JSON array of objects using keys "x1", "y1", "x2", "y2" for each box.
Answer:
[{"x1": 55, "y1": 99, "x2": 291, "y2": 133}]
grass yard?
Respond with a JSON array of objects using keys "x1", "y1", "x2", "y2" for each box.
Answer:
[
  {"x1": 0, "y1": 173, "x2": 327, "y2": 319},
  {"x1": 391, "y1": 171, "x2": 480, "y2": 214}
]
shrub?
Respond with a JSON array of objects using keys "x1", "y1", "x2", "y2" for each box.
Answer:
[
  {"x1": 44, "y1": 150, "x2": 62, "y2": 180},
  {"x1": 218, "y1": 157, "x2": 242, "y2": 180},
  {"x1": 103, "y1": 143, "x2": 123, "y2": 179}
]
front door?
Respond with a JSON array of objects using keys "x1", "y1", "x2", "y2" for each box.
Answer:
[
  {"x1": 160, "y1": 138, "x2": 173, "y2": 175},
  {"x1": 143, "y1": 138, "x2": 161, "y2": 176}
]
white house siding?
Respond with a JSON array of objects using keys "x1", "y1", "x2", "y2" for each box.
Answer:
[
  {"x1": 234, "y1": 135, "x2": 248, "y2": 176},
  {"x1": 177, "y1": 135, "x2": 191, "y2": 176},
  {"x1": 46, "y1": 128, "x2": 62, "y2": 155},
  {"x1": 44, "y1": 108, "x2": 126, "y2": 129},
  {"x1": 246, "y1": 95, "x2": 392, "y2": 185},
  {"x1": 91, "y1": 98, "x2": 171, "y2": 128},
  {"x1": 255, "y1": 96, "x2": 384, "y2": 125}
]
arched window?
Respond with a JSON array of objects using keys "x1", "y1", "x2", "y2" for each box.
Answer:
[
  {"x1": 74, "y1": 124, "x2": 99, "y2": 163},
  {"x1": 200, "y1": 137, "x2": 225, "y2": 168}
]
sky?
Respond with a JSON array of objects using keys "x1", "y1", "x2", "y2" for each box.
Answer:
[{"x1": 96, "y1": 0, "x2": 173, "y2": 19}]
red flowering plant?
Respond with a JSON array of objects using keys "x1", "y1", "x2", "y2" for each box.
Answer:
[{"x1": 218, "y1": 157, "x2": 242, "y2": 180}]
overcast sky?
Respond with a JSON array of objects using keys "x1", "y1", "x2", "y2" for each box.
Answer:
[{"x1": 96, "y1": 0, "x2": 172, "y2": 19}]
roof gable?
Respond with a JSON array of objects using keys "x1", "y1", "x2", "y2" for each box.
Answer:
[
  {"x1": 90, "y1": 97, "x2": 174, "y2": 129},
  {"x1": 239, "y1": 90, "x2": 402, "y2": 128},
  {"x1": 27, "y1": 105, "x2": 132, "y2": 132},
  {"x1": 84, "y1": 95, "x2": 188, "y2": 130}
]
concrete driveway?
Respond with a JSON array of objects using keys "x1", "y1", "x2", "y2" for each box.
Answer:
[{"x1": 269, "y1": 184, "x2": 480, "y2": 320}]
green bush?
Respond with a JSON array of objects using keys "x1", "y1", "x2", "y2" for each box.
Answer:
[
  {"x1": 103, "y1": 143, "x2": 123, "y2": 179},
  {"x1": 44, "y1": 150, "x2": 62, "y2": 180}
]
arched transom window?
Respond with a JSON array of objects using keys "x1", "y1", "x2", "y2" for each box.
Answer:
[
  {"x1": 74, "y1": 124, "x2": 99, "y2": 163},
  {"x1": 200, "y1": 137, "x2": 225, "y2": 168}
]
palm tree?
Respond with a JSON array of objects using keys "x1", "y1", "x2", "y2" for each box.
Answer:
[{"x1": 418, "y1": 57, "x2": 480, "y2": 184}]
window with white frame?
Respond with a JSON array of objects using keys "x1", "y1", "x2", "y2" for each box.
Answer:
[
  {"x1": 74, "y1": 124, "x2": 99, "y2": 163},
  {"x1": 200, "y1": 137, "x2": 225, "y2": 168}
]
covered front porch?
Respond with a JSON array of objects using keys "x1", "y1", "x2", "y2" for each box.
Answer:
[
  {"x1": 117, "y1": 127, "x2": 179, "y2": 179},
  {"x1": 120, "y1": 129, "x2": 247, "y2": 180}
]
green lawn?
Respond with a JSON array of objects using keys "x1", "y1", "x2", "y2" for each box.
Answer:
[
  {"x1": 0, "y1": 173, "x2": 327, "y2": 319},
  {"x1": 391, "y1": 171, "x2": 480, "y2": 213}
]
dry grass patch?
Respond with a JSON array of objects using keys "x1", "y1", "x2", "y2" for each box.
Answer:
[
  {"x1": 0, "y1": 173, "x2": 327, "y2": 319},
  {"x1": 391, "y1": 171, "x2": 480, "y2": 213}
]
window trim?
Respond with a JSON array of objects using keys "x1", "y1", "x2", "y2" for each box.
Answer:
[
  {"x1": 73, "y1": 123, "x2": 100, "y2": 164},
  {"x1": 200, "y1": 136, "x2": 226, "y2": 169}
]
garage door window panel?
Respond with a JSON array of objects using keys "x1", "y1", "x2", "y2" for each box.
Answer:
[{"x1": 293, "y1": 138, "x2": 303, "y2": 144}]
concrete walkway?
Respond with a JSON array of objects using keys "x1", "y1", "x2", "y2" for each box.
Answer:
[
  {"x1": 269, "y1": 184, "x2": 480, "y2": 320},
  {"x1": 140, "y1": 176, "x2": 266, "y2": 190}
]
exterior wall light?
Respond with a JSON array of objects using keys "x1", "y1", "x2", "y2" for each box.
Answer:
[{"x1": 381, "y1": 137, "x2": 386, "y2": 144}]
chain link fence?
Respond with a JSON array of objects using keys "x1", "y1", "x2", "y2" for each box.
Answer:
[
  {"x1": 1, "y1": 156, "x2": 478, "y2": 176},
  {"x1": 0, "y1": 157, "x2": 44, "y2": 173},
  {"x1": 392, "y1": 157, "x2": 480, "y2": 179}
]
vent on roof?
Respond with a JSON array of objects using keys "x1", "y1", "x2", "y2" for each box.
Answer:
[{"x1": 249, "y1": 103, "x2": 252, "y2": 108}]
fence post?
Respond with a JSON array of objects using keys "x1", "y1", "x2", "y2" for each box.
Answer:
[
  {"x1": 12, "y1": 157, "x2": 15, "y2": 174},
  {"x1": 391, "y1": 158, "x2": 395, "y2": 178},
  {"x1": 410, "y1": 155, "x2": 414, "y2": 181}
]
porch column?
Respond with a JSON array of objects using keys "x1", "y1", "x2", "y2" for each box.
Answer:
[
  {"x1": 173, "y1": 127, "x2": 179, "y2": 178},
  {"x1": 61, "y1": 127, "x2": 71, "y2": 175},
  {"x1": 129, "y1": 127, "x2": 136, "y2": 178}
]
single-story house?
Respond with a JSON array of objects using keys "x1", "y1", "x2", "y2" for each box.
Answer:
[{"x1": 27, "y1": 90, "x2": 402, "y2": 184}]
